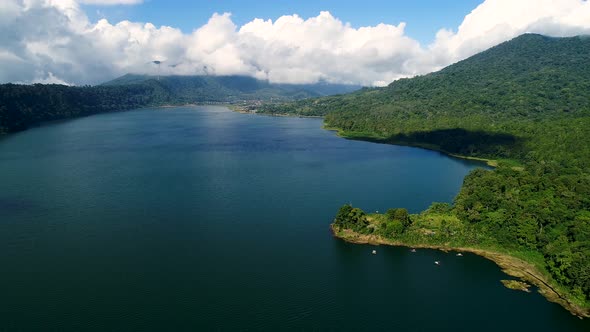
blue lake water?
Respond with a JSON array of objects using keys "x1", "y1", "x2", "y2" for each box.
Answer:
[{"x1": 0, "y1": 106, "x2": 588, "y2": 330}]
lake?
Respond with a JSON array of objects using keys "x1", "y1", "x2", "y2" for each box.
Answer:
[{"x1": 0, "y1": 106, "x2": 588, "y2": 331}]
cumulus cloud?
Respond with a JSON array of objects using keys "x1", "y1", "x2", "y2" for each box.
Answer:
[
  {"x1": 425, "y1": 0, "x2": 590, "y2": 70},
  {"x1": 78, "y1": 0, "x2": 143, "y2": 5},
  {"x1": 0, "y1": 0, "x2": 589, "y2": 86}
]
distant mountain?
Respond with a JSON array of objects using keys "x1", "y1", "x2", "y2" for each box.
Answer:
[
  {"x1": 102, "y1": 74, "x2": 361, "y2": 103},
  {"x1": 0, "y1": 75, "x2": 360, "y2": 134}
]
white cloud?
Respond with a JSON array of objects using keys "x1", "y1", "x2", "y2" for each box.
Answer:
[
  {"x1": 236, "y1": 12, "x2": 423, "y2": 85},
  {"x1": 0, "y1": 0, "x2": 589, "y2": 86},
  {"x1": 29, "y1": 71, "x2": 73, "y2": 85},
  {"x1": 426, "y1": 0, "x2": 590, "y2": 71},
  {"x1": 78, "y1": 0, "x2": 143, "y2": 5}
]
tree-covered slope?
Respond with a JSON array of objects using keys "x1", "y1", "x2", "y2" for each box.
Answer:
[
  {"x1": 0, "y1": 82, "x2": 172, "y2": 134},
  {"x1": 261, "y1": 34, "x2": 590, "y2": 118},
  {"x1": 272, "y1": 34, "x2": 590, "y2": 310},
  {"x1": 260, "y1": 34, "x2": 590, "y2": 163},
  {"x1": 0, "y1": 75, "x2": 360, "y2": 134}
]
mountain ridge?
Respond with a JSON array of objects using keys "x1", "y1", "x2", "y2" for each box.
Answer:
[
  {"x1": 0, "y1": 74, "x2": 360, "y2": 134},
  {"x1": 102, "y1": 73, "x2": 362, "y2": 102}
]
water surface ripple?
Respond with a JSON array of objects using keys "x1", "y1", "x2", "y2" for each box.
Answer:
[{"x1": 0, "y1": 106, "x2": 587, "y2": 331}]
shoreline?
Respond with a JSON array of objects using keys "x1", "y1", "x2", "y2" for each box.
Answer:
[
  {"x1": 322, "y1": 125, "x2": 499, "y2": 167},
  {"x1": 237, "y1": 110, "x2": 324, "y2": 118},
  {"x1": 331, "y1": 224, "x2": 590, "y2": 319},
  {"x1": 156, "y1": 103, "x2": 198, "y2": 108},
  {"x1": 448, "y1": 153, "x2": 499, "y2": 167},
  {"x1": 246, "y1": 110, "x2": 587, "y2": 318}
]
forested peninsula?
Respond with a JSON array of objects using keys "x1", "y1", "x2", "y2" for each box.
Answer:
[{"x1": 260, "y1": 34, "x2": 590, "y2": 316}]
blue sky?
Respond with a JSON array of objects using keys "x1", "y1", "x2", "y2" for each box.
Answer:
[
  {"x1": 3, "y1": 0, "x2": 589, "y2": 85},
  {"x1": 83, "y1": 0, "x2": 484, "y2": 44}
]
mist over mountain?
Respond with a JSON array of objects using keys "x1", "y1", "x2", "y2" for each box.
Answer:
[{"x1": 102, "y1": 74, "x2": 361, "y2": 102}]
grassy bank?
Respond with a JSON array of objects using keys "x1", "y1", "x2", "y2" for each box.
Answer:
[{"x1": 331, "y1": 207, "x2": 590, "y2": 318}]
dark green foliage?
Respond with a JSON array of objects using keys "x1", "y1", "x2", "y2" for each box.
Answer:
[
  {"x1": 394, "y1": 208, "x2": 410, "y2": 227},
  {"x1": 334, "y1": 204, "x2": 369, "y2": 232},
  {"x1": 386, "y1": 208, "x2": 397, "y2": 221},
  {"x1": 0, "y1": 82, "x2": 170, "y2": 134},
  {"x1": 321, "y1": 34, "x2": 590, "y2": 303},
  {"x1": 385, "y1": 220, "x2": 405, "y2": 237},
  {"x1": 386, "y1": 208, "x2": 411, "y2": 228},
  {"x1": 453, "y1": 164, "x2": 590, "y2": 299},
  {"x1": 428, "y1": 202, "x2": 452, "y2": 214},
  {"x1": 335, "y1": 204, "x2": 354, "y2": 225},
  {"x1": 381, "y1": 208, "x2": 412, "y2": 235},
  {"x1": 103, "y1": 74, "x2": 361, "y2": 103},
  {"x1": 571, "y1": 212, "x2": 590, "y2": 243},
  {"x1": 261, "y1": 34, "x2": 590, "y2": 163},
  {"x1": 0, "y1": 75, "x2": 359, "y2": 134},
  {"x1": 383, "y1": 129, "x2": 524, "y2": 158}
]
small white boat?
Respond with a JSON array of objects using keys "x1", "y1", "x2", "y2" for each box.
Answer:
[
  {"x1": 372, "y1": 250, "x2": 377, "y2": 255},
  {"x1": 434, "y1": 261, "x2": 440, "y2": 265},
  {"x1": 410, "y1": 248, "x2": 416, "y2": 253},
  {"x1": 456, "y1": 253, "x2": 463, "y2": 257}
]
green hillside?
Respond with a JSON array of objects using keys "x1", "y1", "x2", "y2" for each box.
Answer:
[
  {"x1": 0, "y1": 75, "x2": 359, "y2": 134},
  {"x1": 0, "y1": 83, "x2": 171, "y2": 134},
  {"x1": 264, "y1": 34, "x2": 590, "y2": 310},
  {"x1": 260, "y1": 34, "x2": 590, "y2": 162},
  {"x1": 103, "y1": 74, "x2": 361, "y2": 102}
]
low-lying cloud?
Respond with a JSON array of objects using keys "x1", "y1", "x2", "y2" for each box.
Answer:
[{"x1": 1, "y1": 0, "x2": 589, "y2": 86}]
